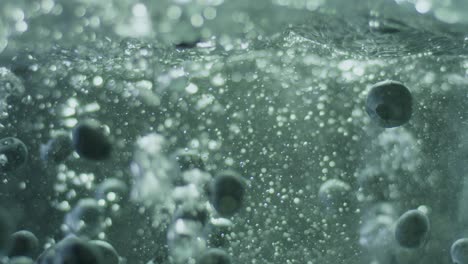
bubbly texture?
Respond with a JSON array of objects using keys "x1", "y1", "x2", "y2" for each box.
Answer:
[{"x1": 0, "y1": 0, "x2": 467, "y2": 264}]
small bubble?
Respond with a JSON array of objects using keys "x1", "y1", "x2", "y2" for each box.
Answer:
[
  {"x1": 167, "y1": 6, "x2": 182, "y2": 20},
  {"x1": 191, "y1": 14, "x2": 204, "y2": 27},
  {"x1": 203, "y1": 7, "x2": 217, "y2": 20},
  {"x1": 15, "y1": 21, "x2": 28, "y2": 33},
  {"x1": 185, "y1": 83, "x2": 199, "y2": 94},
  {"x1": 93, "y1": 76, "x2": 103, "y2": 87},
  {"x1": 415, "y1": 0, "x2": 431, "y2": 13},
  {"x1": 132, "y1": 3, "x2": 148, "y2": 17}
]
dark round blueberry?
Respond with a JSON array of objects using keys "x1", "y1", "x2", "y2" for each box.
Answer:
[
  {"x1": 174, "y1": 38, "x2": 201, "y2": 49},
  {"x1": 451, "y1": 238, "x2": 468, "y2": 264},
  {"x1": 366, "y1": 80, "x2": 413, "y2": 128},
  {"x1": 0, "y1": 137, "x2": 28, "y2": 173},
  {"x1": 197, "y1": 248, "x2": 231, "y2": 264},
  {"x1": 40, "y1": 132, "x2": 73, "y2": 163},
  {"x1": 210, "y1": 171, "x2": 246, "y2": 217},
  {"x1": 72, "y1": 121, "x2": 112, "y2": 161},
  {"x1": 8, "y1": 256, "x2": 34, "y2": 264},
  {"x1": 8, "y1": 230, "x2": 39, "y2": 258},
  {"x1": 88, "y1": 240, "x2": 119, "y2": 264},
  {"x1": 394, "y1": 209, "x2": 429, "y2": 248},
  {"x1": 53, "y1": 237, "x2": 102, "y2": 264}
]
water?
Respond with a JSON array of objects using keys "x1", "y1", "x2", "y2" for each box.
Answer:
[{"x1": 0, "y1": 0, "x2": 467, "y2": 263}]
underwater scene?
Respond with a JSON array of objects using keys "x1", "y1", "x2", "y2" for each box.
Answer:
[{"x1": 0, "y1": 0, "x2": 468, "y2": 263}]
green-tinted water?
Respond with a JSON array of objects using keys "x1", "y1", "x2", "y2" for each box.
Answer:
[{"x1": 0, "y1": 1, "x2": 468, "y2": 264}]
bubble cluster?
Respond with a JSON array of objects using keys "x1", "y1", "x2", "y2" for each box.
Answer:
[
  {"x1": 0, "y1": 68, "x2": 24, "y2": 117},
  {"x1": 0, "y1": 0, "x2": 467, "y2": 263}
]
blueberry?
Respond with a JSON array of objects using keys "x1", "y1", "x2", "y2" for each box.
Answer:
[
  {"x1": 53, "y1": 237, "x2": 102, "y2": 264},
  {"x1": 394, "y1": 209, "x2": 429, "y2": 248},
  {"x1": 451, "y1": 238, "x2": 468, "y2": 264},
  {"x1": 210, "y1": 171, "x2": 246, "y2": 217},
  {"x1": 174, "y1": 39, "x2": 201, "y2": 49},
  {"x1": 72, "y1": 121, "x2": 112, "y2": 161},
  {"x1": 8, "y1": 230, "x2": 39, "y2": 258},
  {"x1": 197, "y1": 248, "x2": 231, "y2": 264},
  {"x1": 8, "y1": 256, "x2": 33, "y2": 264},
  {"x1": 0, "y1": 137, "x2": 28, "y2": 173},
  {"x1": 366, "y1": 80, "x2": 413, "y2": 128},
  {"x1": 88, "y1": 240, "x2": 119, "y2": 264},
  {"x1": 40, "y1": 132, "x2": 73, "y2": 163}
]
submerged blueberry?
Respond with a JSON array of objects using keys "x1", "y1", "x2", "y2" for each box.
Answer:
[
  {"x1": 197, "y1": 248, "x2": 231, "y2": 264},
  {"x1": 451, "y1": 238, "x2": 468, "y2": 264},
  {"x1": 53, "y1": 237, "x2": 102, "y2": 264},
  {"x1": 0, "y1": 137, "x2": 28, "y2": 173},
  {"x1": 174, "y1": 38, "x2": 201, "y2": 49},
  {"x1": 8, "y1": 230, "x2": 39, "y2": 258},
  {"x1": 72, "y1": 121, "x2": 111, "y2": 161},
  {"x1": 88, "y1": 240, "x2": 119, "y2": 264},
  {"x1": 366, "y1": 80, "x2": 412, "y2": 128},
  {"x1": 394, "y1": 209, "x2": 429, "y2": 248},
  {"x1": 211, "y1": 171, "x2": 246, "y2": 217}
]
